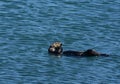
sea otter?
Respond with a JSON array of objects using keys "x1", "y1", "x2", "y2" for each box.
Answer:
[
  {"x1": 48, "y1": 42, "x2": 109, "y2": 57},
  {"x1": 48, "y1": 42, "x2": 63, "y2": 55}
]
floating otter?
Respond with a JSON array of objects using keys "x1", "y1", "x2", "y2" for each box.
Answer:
[
  {"x1": 48, "y1": 42, "x2": 109, "y2": 57},
  {"x1": 48, "y1": 42, "x2": 63, "y2": 55}
]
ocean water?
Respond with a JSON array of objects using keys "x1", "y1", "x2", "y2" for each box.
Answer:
[{"x1": 0, "y1": 0, "x2": 120, "y2": 84}]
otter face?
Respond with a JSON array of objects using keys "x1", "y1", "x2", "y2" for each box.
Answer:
[{"x1": 48, "y1": 42, "x2": 63, "y2": 55}]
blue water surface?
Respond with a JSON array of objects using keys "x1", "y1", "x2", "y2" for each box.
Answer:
[{"x1": 0, "y1": 0, "x2": 120, "y2": 84}]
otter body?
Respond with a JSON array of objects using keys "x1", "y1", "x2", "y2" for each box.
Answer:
[
  {"x1": 48, "y1": 42, "x2": 109, "y2": 57},
  {"x1": 63, "y1": 50, "x2": 83, "y2": 56},
  {"x1": 63, "y1": 49, "x2": 109, "y2": 57}
]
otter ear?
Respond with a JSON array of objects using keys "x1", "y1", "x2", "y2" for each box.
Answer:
[{"x1": 60, "y1": 43, "x2": 62, "y2": 46}]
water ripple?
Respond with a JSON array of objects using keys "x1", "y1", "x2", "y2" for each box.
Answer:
[{"x1": 0, "y1": 0, "x2": 120, "y2": 84}]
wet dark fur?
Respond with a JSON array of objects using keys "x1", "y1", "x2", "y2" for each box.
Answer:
[{"x1": 48, "y1": 42, "x2": 109, "y2": 57}]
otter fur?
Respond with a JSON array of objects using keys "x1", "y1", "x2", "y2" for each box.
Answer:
[{"x1": 48, "y1": 42, "x2": 109, "y2": 57}]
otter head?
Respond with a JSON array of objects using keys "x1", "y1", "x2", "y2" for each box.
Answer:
[{"x1": 48, "y1": 42, "x2": 63, "y2": 55}]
